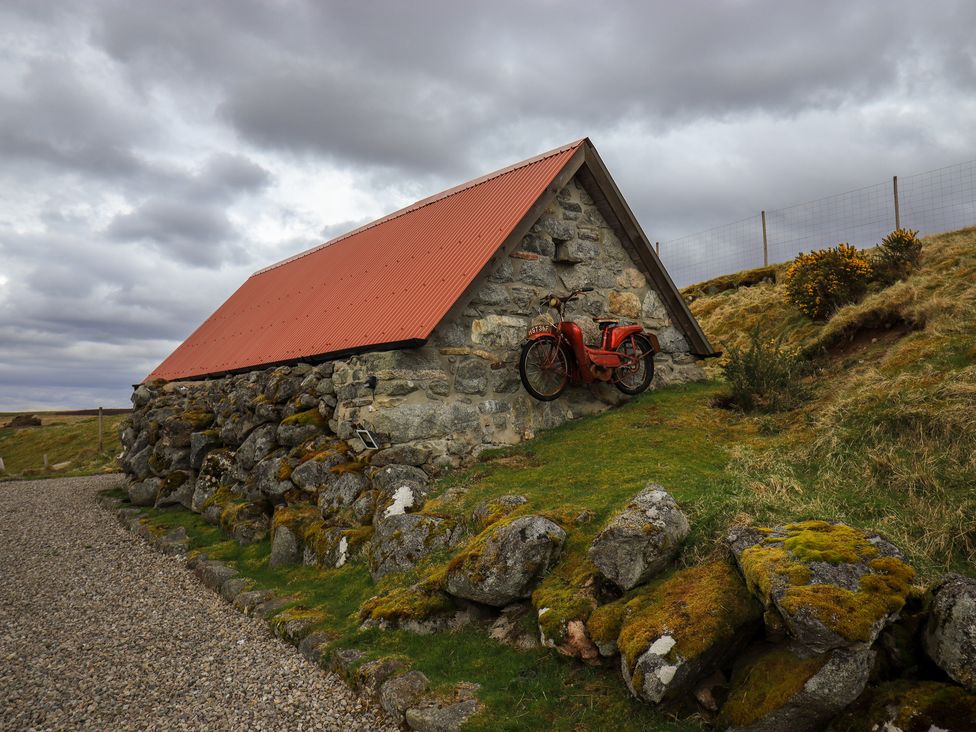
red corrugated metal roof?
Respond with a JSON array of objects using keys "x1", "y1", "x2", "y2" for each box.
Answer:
[{"x1": 146, "y1": 140, "x2": 585, "y2": 382}]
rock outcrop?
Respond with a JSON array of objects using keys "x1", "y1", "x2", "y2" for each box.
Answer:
[
  {"x1": 924, "y1": 573, "x2": 976, "y2": 691},
  {"x1": 445, "y1": 515, "x2": 566, "y2": 606},
  {"x1": 728, "y1": 521, "x2": 915, "y2": 653},
  {"x1": 588, "y1": 484, "x2": 689, "y2": 590},
  {"x1": 718, "y1": 644, "x2": 874, "y2": 732}
]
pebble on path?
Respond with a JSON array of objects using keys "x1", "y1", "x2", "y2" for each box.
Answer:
[{"x1": 0, "y1": 475, "x2": 398, "y2": 732}]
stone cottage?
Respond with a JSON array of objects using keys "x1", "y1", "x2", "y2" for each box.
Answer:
[
  {"x1": 121, "y1": 139, "x2": 714, "y2": 528},
  {"x1": 138, "y1": 139, "x2": 713, "y2": 470}
]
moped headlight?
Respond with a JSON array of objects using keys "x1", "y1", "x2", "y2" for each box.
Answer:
[{"x1": 549, "y1": 298, "x2": 560, "y2": 308}]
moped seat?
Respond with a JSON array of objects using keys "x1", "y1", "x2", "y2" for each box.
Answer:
[{"x1": 593, "y1": 317, "x2": 619, "y2": 330}]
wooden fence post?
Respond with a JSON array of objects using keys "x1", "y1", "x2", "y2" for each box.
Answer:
[
  {"x1": 893, "y1": 176, "x2": 901, "y2": 230},
  {"x1": 98, "y1": 406, "x2": 104, "y2": 454},
  {"x1": 761, "y1": 210, "x2": 769, "y2": 267}
]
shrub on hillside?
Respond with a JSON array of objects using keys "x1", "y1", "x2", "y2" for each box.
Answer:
[
  {"x1": 872, "y1": 228, "x2": 922, "y2": 285},
  {"x1": 784, "y1": 243, "x2": 872, "y2": 320},
  {"x1": 721, "y1": 327, "x2": 806, "y2": 412}
]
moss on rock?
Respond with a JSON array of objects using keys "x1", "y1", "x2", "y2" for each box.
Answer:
[
  {"x1": 735, "y1": 522, "x2": 915, "y2": 649},
  {"x1": 359, "y1": 585, "x2": 455, "y2": 623},
  {"x1": 616, "y1": 560, "x2": 760, "y2": 674},
  {"x1": 720, "y1": 646, "x2": 829, "y2": 727},
  {"x1": 531, "y1": 555, "x2": 599, "y2": 645},
  {"x1": 280, "y1": 408, "x2": 325, "y2": 428},
  {"x1": 830, "y1": 679, "x2": 976, "y2": 732}
]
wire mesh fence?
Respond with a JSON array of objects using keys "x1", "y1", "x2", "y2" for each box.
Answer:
[{"x1": 659, "y1": 158, "x2": 976, "y2": 288}]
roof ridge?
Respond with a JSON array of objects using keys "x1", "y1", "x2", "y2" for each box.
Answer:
[{"x1": 253, "y1": 138, "x2": 586, "y2": 276}]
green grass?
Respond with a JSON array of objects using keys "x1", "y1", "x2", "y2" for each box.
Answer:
[
  {"x1": 0, "y1": 413, "x2": 124, "y2": 479},
  {"x1": 433, "y1": 381, "x2": 759, "y2": 566}
]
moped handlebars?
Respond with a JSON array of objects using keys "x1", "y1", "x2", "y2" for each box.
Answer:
[{"x1": 538, "y1": 287, "x2": 594, "y2": 307}]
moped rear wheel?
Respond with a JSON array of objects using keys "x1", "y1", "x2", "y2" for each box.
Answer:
[
  {"x1": 614, "y1": 334, "x2": 655, "y2": 395},
  {"x1": 519, "y1": 338, "x2": 570, "y2": 401}
]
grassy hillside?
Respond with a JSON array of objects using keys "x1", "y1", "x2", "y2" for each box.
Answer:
[
  {"x1": 688, "y1": 226, "x2": 976, "y2": 574},
  {"x1": 0, "y1": 412, "x2": 124, "y2": 479},
  {"x1": 113, "y1": 227, "x2": 975, "y2": 730}
]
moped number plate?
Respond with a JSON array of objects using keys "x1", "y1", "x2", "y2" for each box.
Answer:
[{"x1": 527, "y1": 325, "x2": 554, "y2": 337}]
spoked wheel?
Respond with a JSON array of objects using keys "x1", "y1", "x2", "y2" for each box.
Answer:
[
  {"x1": 519, "y1": 338, "x2": 570, "y2": 401},
  {"x1": 613, "y1": 334, "x2": 655, "y2": 395}
]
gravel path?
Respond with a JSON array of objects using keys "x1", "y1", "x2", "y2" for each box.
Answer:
[{"x1": 0, "y1": 475, "x2": 397, "y2": 732}]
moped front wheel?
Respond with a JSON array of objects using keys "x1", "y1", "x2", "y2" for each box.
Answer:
[
  {"x1": 613, "y1": 334, "x2": 655, "y2": 395},
  {"x1": 519, "y1": 338, "x2": 570, "y2": 401}
]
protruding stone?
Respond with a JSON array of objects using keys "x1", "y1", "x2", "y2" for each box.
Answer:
[
  {"x1": 445, "y1": 515, "x2": 566, "y2": 606},
  {"x1": 728, "y1": 521, "x2": 915, "y2": 654},
  {"x1": 924, "y1": 573, "x2": 976, "y2": 691},
  {"x1": 588, "y1": 485, "x2": 689, "y2": 590},
  {"x1": 718, "y1": 644, "x2": 874, "y2": 732},
  {"x1": 270, "y1": 525, "x2": 302, "y2": 568}
]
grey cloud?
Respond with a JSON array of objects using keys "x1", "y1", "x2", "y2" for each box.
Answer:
[
  {"x1": 0, "y1": 56, "x2": 151, "y2": 180},
  {"x1": 105, "y1": 200, "x2": 240, "y2": 267},
  {"x1": 2, "y1": 0, "x2": 976, "y2": 409}
]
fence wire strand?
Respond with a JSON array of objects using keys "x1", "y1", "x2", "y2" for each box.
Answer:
[{"x1": 659, "y1": 159, "x2": 976, "y2": 287}]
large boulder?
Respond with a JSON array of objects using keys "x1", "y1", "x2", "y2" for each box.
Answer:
[
  {"x1": 718, "y1": 644, "x2": 874, "y2": 732},
  {"x1": 445, "y1": 515, "x2": 566, "y2": 606},
  {"x1": 829, "y1": 679, "x2": 976, "y2": 732},
  {"x1": 370, "y1": 513, "x2": 456, "y2": 580},
  {"x1": 924, "y1": 573, "x2": 976, "y2": 691},
  {"x1": 728, "y1": 521, "x2": 915, "y2": 653},
  {"x1": 588, "y1": 485, "x2": 690, "y2": 590},
  {"x1": 601, "y1": 561, "x2": 760, "y2": 704}
]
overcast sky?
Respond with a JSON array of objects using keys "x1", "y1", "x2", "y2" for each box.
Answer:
[{"x1": 1, "y1": 1, "x2": 974, "y2": 410}]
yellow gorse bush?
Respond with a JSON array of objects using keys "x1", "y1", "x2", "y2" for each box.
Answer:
[{"x1": 784, "y1": 243, "x2": 872, "y2": 320}]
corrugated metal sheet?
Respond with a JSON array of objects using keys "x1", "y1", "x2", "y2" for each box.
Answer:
[{"x1": 146, "y1": 140, "x2": 584, "y2": 382}]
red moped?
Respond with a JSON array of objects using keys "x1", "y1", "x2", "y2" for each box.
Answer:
[{"x1": 518, "y1": 287, "x2": 660, "y2": 401}]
